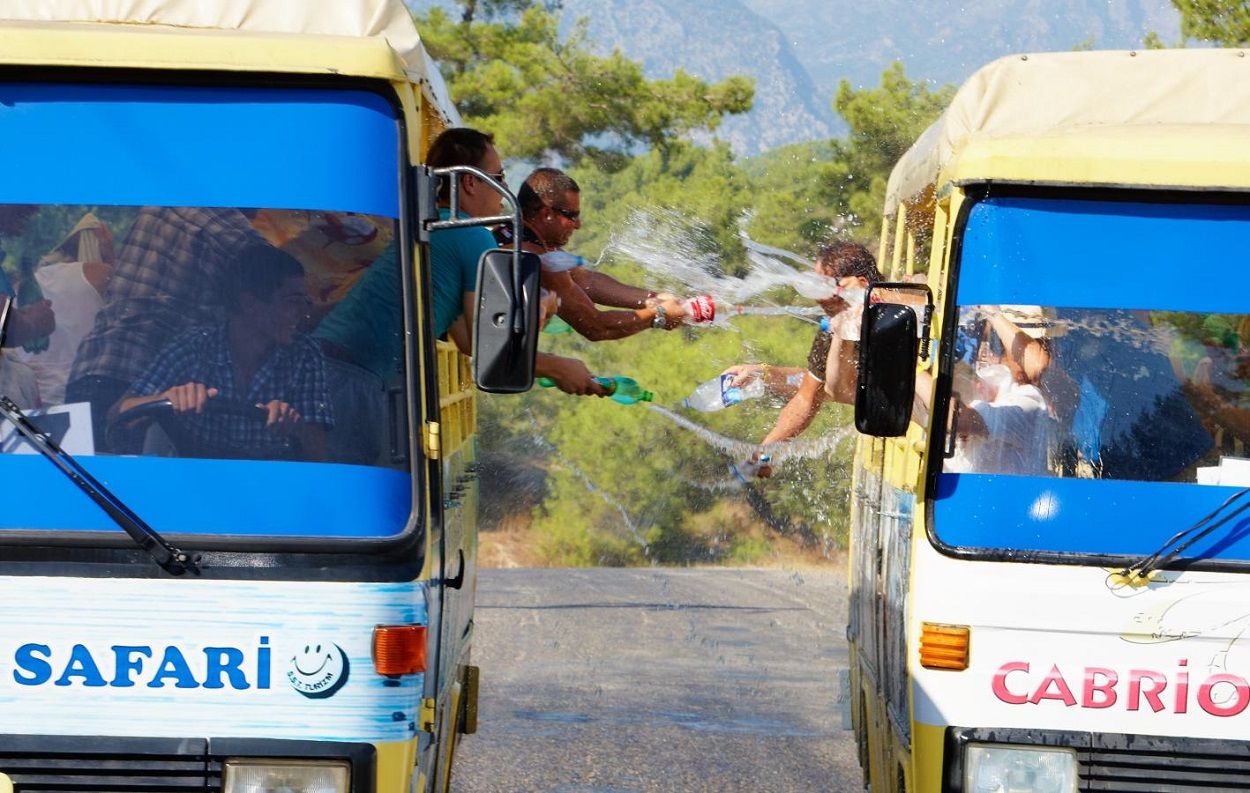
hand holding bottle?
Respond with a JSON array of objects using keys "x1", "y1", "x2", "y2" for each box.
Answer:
[
  {"x1": 535, "y1": 354, "x2": 609, "y2": 396},
  {"x1": 648, "y1": 293, "x2": 715, "y2": 327},
  {"x1": 652, "y1": 296, "x2": 687, "y2": 330},
  {"x1": 684, "y1": 373, "x2": 764, "y2": 411},
  {"x1": 538, "y1": 374, "x2": 653, "y2": 404},
  {"x1": 729, "y1": 451, "x2": 773, "y2": 485},
  {"x1": 722, "y1": 364, "x2": 764, "y2": 389}
]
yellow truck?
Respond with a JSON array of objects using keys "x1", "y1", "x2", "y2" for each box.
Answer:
[
  {"x1": 850, "y1": 49, "x2": 1250, "y2": 792},
  {"x1": 0, "y1": 3, "x2": 528, "y2": 791}
]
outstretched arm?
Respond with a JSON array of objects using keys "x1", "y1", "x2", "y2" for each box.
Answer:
[
  {"x1": 760, "y1": 372, "x2": 827, "y2": 446},
  {"x1": 535, "y1": 352, "x2": 610, "y2": 396},
  {"x1": 544, "y1": 269, "x2": 683, "y2": 341},
  {"x1": 723, "y1": 363, "x2": 807, "y2": 400},
  {"x1": 574, "y1": 268, "x2": 658, "y2": 309}
]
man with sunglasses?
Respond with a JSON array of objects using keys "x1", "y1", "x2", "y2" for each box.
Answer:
[
  {"x1": 426, "y1": 129, "x2": 605, "y2": 396},
  {"x1": 501, "y1": 167, "x2": 689, "y2": 341}
]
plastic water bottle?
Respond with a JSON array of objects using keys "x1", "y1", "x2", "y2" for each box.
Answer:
[
  {"x1": 683, "y1": 374, "x2": 765, "y2": 412},
  {"x1": 729, "y1": 453, "x2": 773, "y2": 485},
  {"x1": 682, "y1": 295, "x2": 716, "y2": 324},
  {"x1": 537, "y1": 375, "x2": 654, "y2": 404}
]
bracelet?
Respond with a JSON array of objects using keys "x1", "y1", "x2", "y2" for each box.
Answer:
[{"x1": 651, "y1": 302, "x2": 667, "y2": 329}]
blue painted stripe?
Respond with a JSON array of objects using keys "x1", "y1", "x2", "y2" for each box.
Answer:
[
  {"x1": 959, "y1": 198, "x2": 1250, "y2": 313},
  {"x1": 0, "y1": 456, "x2": 411, "y2": 538},
  {"x1": 0, "y1": 83, "x2": 399, "y2": 217},
  {"x1": 934, "y1": 473, "x2": 1250, "y2": 561}
]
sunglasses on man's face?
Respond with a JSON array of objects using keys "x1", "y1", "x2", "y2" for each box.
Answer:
[{"x1": 548, "y1": 205, "x2": 580, "y2": 222}]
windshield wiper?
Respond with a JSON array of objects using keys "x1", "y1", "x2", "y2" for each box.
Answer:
[
  {"x1": 0, "y1": 396, "x2": 200, "y2": 575},
  {"x1": 1119, "y1": 487, "x2": 1250, "y2": 582}
]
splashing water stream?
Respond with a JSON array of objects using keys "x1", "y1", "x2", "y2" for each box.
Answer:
[
  {"x1": 605, "y1": 208, "x2": 835, "y2": 308},
  {"x1": 520, "y1": 407, "x2": 652, "y2": 553},
  {"x1": 647, "y1": 404, "x2": 855, "y2": 464}
]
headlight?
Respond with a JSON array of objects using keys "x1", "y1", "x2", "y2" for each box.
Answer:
[
  {"x1": 964, "y1": 743, "x2": 1077, "y2": 793},
  {"x1": 223, "y1": 759, "x2": 350, "y2": 793}
]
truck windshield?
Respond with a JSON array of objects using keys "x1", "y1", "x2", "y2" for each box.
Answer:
[
  {"x1": 935, "y1": 195, "x2": 1250, "y2": 563},
  {"x1": 0, "y1": 82, "x2": 411, "y2": 541}
]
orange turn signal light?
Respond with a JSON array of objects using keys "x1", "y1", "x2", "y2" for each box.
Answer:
[
  {"x1": 373, "y1": 624, "x2": 427, "y2": 676},
  {"x1": 919, "y1": 622, "x2": 970, "y2": 671}
]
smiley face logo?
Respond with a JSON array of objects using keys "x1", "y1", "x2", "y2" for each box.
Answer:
[{"x1": 286, "y1": 640, "x2": 350, "y2": 699}]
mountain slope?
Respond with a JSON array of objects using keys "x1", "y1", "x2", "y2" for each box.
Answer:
[
  {"x1": 559, "y1": 0, "x2": 835, "y2": 155},
  {"x1": 408, "y1": 0, "x2": 1182, "y2": 154}
]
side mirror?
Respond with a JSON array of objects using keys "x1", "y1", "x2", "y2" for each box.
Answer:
[
  {"x1": 855, "y1": 302, "x2": 919, "y2": 437},
  {"x1": 472, "y1": 248, "x2": 541, "y2": 393}
]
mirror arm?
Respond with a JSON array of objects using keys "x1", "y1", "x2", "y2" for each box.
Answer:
[
  {"x1": 425, "y1": 165, "x2": 526, "y2": 334},
  {"x1": 919, "y1": 303, "x2": 935, "y2": 360},
  {"x1": 944, "y1": 398, "x2": 960, "y2": 458}
]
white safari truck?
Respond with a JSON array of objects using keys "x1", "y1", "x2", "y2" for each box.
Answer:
[{"x1": 849, "y1": 49, "x2": 1250, "y2": 793}]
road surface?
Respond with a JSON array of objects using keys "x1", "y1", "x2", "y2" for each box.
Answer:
[{"x1": 449, "y1": 567, "x2": 861, "y2": 793}]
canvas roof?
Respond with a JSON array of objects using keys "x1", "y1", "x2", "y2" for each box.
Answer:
[
  {"x1": 0, "y1": 0, "x2": 460, "y2": 124},
  {"x1": 884, "y1": 49, "x2": 1250, "y2": 216}
]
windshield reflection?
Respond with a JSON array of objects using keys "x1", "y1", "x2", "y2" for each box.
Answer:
[
  {"x1": 0, "y1": 204, "x2": 403, "y2": 469},
  {"x1": 944, "y1": 304, "x2": 1250, "y2": 485}
]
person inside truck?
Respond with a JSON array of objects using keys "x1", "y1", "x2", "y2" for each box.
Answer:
[
  {"x1": 11, "y1": 212, "x2": 115, "y2": 406},
  {"x1": 0, "y1": 205, "x2": 58, "y2": 351},
  {"x1": 112, "y1": 244, "x2": 333, "y2": 462},
  {"x1": 66, "y1": 205, "x2": 268, "y2": 451},
  {"x1": 944, "y1": 305, "x2": 1059, "y2": 476}
]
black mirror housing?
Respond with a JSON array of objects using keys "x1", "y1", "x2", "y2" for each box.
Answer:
[
  {"x1": 855, "y1": 302, "x2": 919, "y2": 437},
  {"x1": 472, "y1": 248, "x2": 541, "y2": 394}
]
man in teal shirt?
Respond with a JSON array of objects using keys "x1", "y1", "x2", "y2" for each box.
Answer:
[
  {"x1": 426, "y1": 128, "x2": 504, "y2": 343},
  {"x1": 426, "y1": 128, "x2": 604, "y2": 396}
]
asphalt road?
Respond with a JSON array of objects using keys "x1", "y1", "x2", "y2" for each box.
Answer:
[{"x1": 449, "y1": 567, "x2": 861, "y2": 793}]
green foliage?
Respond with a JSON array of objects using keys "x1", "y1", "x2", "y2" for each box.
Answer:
[
  {"x1": 415, "y1": 5, "x2": 754, "y2": 168},
  {"x1": 833, "y1": 62, "x2": 956, "y2": 236},
  {"x1": 445, "y1": 14, "x2": 949, "y2": 565},
  {"x1": 744, "y1": 140, "x2": 855, "y2": 254},
  {"x1": 1, "y1": 206, "x2": 136, "y2": 270},
  {"x1": 570, "y1": 141, "x2": 750, "y2": 268},
  {"x1": 1173, "y1": 0, "x2": 1250, "y2": 46},
  {"x1": 743, "y1": 63, "x2": 953, "y2": 251},
  {"x1": 455, "y1": 0, "x2": 561, "y2": 25},
  {"x1": 482, "y1": 279, "x2": 854, "y2": 565}
]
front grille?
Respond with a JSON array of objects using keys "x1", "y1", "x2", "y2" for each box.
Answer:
[
  {"x1": 949, "y1": 728, "x2": 1250, "y2": 792},
  {"x1": 0, "y1": 739, "x2": 220, "y2": 793},
  {"x1": 1083, "y1": 734, "x2": 1250, "y2": 791}
]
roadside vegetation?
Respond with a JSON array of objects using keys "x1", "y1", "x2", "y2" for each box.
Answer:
[{"x1": 415, "y1": 0, "x2": 1236, "y2": 566}]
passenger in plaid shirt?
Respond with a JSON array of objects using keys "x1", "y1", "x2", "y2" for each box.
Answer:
[
  {"x1": 66, "y1": 206, "x2": 266, "y2": 450},
  {"x1": 114, "y1": 245, "x2": 333, "y2": 461}
]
